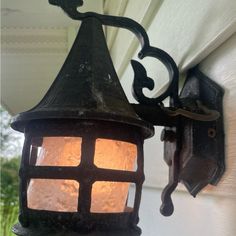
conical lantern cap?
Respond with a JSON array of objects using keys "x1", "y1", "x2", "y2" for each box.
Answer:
[{"x1": 11, "y1": 17, "x2": 153, "y2": 138}]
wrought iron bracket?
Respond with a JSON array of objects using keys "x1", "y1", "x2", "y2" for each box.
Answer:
[
  {"x1": 48, "y1": 0, "x2": 225, "y2": 217},
  {"x1": 133, "y1": 68, "x2": 225, "y2": 216},
  {"x1": 49, "y1": 0, "x2": 179, "y2": 106}
]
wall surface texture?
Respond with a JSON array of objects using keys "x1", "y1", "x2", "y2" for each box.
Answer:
[
  {"x1": 118, "y1": 1, "x2": 236, "y2": 235},
  {"x1": 127, "y1": 24, "x2": 236, "y2": 236}
]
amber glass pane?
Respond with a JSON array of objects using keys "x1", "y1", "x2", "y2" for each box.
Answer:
[
  {"x1": 94, "y1": 139, "x2": 137, "y2": 171},
  {"x1": 91, "y1": 181, "x2": 131, "y2": 213},
  {"x1": 28, "y1": 179, "x2": 79, "y2": 212},
  {"x1": 27, "y1": 137, "x2": 137, "y2": 213},
  {"x1": 91, "y1": 139, "x2": 137, "y2": 213},
  {"x1": 27, "y1": 137, "x2": 81, "y2": 212},
  {"x1": 35, "y1": 137, "x2": 82, "y2": 166}
]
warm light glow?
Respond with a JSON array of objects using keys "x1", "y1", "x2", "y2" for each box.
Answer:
[
  {"x1": 27, "y1": 137, "x2": 137, "y2": 213},
  {"x1": 33, "y1": 137, "x2": 82, "y2": 166},
  {"x1": 28, "y1": 179, "x2": 79, "y2": 212},
  {"x1": 91, "y1": 138, "x2": 137, "y2": 213},
  {"x1": 91, "y1": 181, "x2": 131, "y2": 213},
  {"x1": 28, "y1": 137, "x2": 82, "y2": 212},
  {"x1": 94, "y1": 138, "x2": 137, "y2": 171}
]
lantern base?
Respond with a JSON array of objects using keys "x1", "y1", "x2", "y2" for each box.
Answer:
[{"x1": 12, "y1": 223, "x2": 141, "y2": 236}]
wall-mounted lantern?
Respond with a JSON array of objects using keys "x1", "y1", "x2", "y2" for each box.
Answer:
[{"x1": 11, "y1": 0, "x2": 225, "y2": 235}]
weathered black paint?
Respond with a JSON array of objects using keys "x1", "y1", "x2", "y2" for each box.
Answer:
[
  {"x1": 160, "y1": 68, "x2": 225, "y2": 216},
  {"x1": 11, "y1": 16, "x2": 151, "y2": 236}
]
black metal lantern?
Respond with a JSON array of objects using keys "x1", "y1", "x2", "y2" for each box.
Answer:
[
  {"x1": 11, "y1": 16, "x2": 154, "y2": 236},
  {"x1": 11, "y1": 0, "x2": 225, "y2": 235}
]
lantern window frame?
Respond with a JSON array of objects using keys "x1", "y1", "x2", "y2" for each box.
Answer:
[{"x1": 19, "y1": 120, "x2": 145, "y2": 232}]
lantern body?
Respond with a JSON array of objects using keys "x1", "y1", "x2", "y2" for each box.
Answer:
[
  {"x1": 11, "y1": 17, "x2": 154, "y2": 235},
  {"x1": 27, "y1": 137, "x2": 137, "y2": 213},
  {"x1": 17, "y1": 120, "x2": 145, "y2": 233}
]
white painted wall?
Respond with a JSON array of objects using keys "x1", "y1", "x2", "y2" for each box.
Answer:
[
  {"x1": 136, "y1": 187, "x2": 236, "y2": 236},
  {"x1": 126, "y1": 32, "x2": 236, "y2": 236}
]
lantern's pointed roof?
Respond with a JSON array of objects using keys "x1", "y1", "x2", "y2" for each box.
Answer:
[{"x1": 11, "y1": 17, "x2": 153, "y2": 138}]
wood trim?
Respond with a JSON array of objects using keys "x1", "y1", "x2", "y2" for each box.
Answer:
[{"x1": 1, "y1": 27, "x2": 68, "y2": 54}]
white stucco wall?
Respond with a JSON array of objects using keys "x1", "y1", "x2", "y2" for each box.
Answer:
[
  {"x1": 121, "y1": 29, "x2": 236, "y2": 236},
  {"x1": 136, "y1": 187, "x2": 235, "y2": 236}
]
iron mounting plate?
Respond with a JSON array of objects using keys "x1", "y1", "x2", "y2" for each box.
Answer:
[{"x1": 165, "y1": 67, "x2": 225, "y2": 196}]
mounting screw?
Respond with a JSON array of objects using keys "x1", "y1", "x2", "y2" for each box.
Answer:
[
  {"x1": 161, "y1": 129, "x2": 176, "y2": 142},
  {"x1": 208, "y1": 128, "x2": 216, "y2": 138}
]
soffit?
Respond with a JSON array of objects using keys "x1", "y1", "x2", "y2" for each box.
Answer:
[
  {"x1": 1, "y1": 0, "x2": 104, "y2": 114},
  {"x1": 1, "y1": 0, "x2": 102, "y2": 28},
  {"x1": 1, "y1": 0, "x2": 170, "y2": 115}
]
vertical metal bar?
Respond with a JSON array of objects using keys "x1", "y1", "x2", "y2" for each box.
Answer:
[
  {"x1": 132, "y1": 139, "x2": 144, "y2": 223},
  {"x1": 19, "y1": 134, "x2": 31, "y2": 226},
  {"x1": 77, "y1": 135, "x2": 96, "y2": 213}
]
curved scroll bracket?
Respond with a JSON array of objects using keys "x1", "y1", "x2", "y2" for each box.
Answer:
[
  {"x1": 136, "y1": 47, "x2": 179, "y2": 106},
  {"x1": 49, "y1": 0, "x2": 150, "y2": 49},
  {"x1": 131, "y1": 46, "x2": 179, "y2": 106},
  {"x1": 49, "y1": 0, "x2": 180, "y2": 106}
]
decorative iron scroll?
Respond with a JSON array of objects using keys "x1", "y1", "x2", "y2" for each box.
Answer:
[{"x1": 49, "y1": 0, "x2": 180, "y2": 106}]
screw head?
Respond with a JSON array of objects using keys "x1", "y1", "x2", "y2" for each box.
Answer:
[{"x1": 208, "y1": 128, "x2": 216, "y2": 138}]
